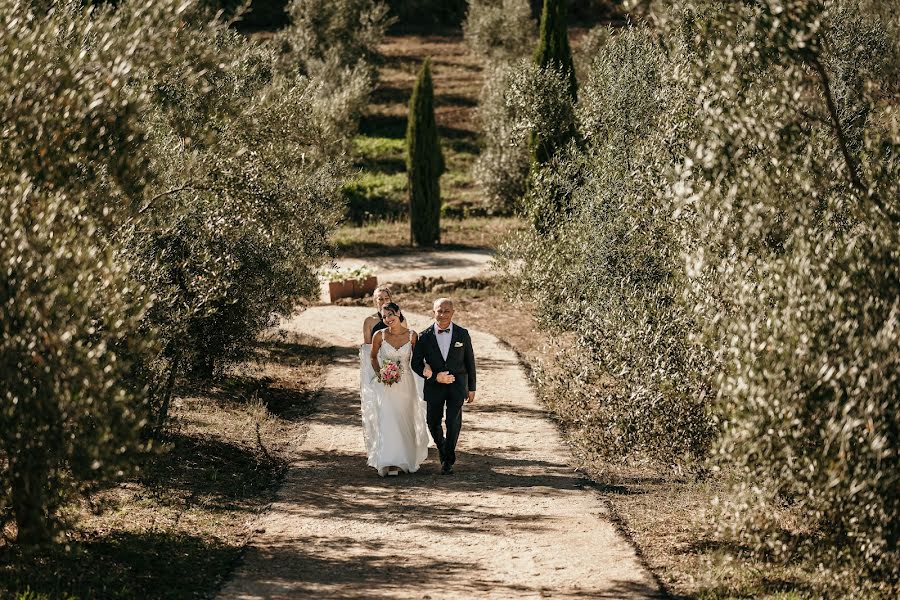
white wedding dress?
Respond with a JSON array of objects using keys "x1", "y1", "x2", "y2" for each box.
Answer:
[{"x1": 360, "y1": 331, "x2": 429, "y2": 476}]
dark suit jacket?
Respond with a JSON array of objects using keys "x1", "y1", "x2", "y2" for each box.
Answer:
[{"x1": 411, "y1": 323, "x2": 476, "y2": 397}]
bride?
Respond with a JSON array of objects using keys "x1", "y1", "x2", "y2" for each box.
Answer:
[{"x1": 360, "y1": 302, "x2": 430, "y2": 476}]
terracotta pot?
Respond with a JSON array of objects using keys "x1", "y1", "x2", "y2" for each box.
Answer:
[
  {"x1": 328, "y1": 279, "x2": 354, "y2": 302},
  {"x1": 353, "y1": 275, "x2": 378, "y2": 297}
]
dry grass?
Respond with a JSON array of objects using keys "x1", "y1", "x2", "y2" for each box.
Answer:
[{"x1": 0, "y1": 328, "x2": 331, "y2": 600}]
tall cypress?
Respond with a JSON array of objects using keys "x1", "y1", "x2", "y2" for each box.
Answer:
[
  {"x1": 534, "y1": 0, "x2": 577, "y2": 102},
  {"x1": 531, "y1": 0, "x2": 577, "y2": 168},
  {"x1": 406, "y1": 59, "x2": 444, "y2": 246}
]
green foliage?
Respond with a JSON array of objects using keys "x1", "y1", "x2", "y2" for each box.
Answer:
[
  {"x1": 405, "y1": 59, "x2": 444, "y2": 246},
  {"x1": 0, "y1": 180, "x2": 151, "y2": 547},
  {"x1": 275, "y1": 0, "x2": 390, "y2": 78},
  {"x1": 0, "y1": 0, "x2": 352, "y2": 547},
  {"x1": 502, "y1": 0, "x2": 899, "y2": 592},
  {"x1": 466, "y1": 1, "x2": 538, "y2": 214},
  {"x1": 526, "y1": 0, "x2": 577, "y2": 227},
  {"x1": 272, "y1": 0, "x2": 391, "y2": 153},
  {"x1": 498, "y1": 27, "x2": 713, "y2": 469},
  {"x1": 533, "y1": 0, "x2": 576, "y2": 101},
  {"x1": 667, "y1": 1, "x2": 899, "y2": 591},
  {"x1": 464, "y1": 0, "x2": 535, "y2": 63},
  {"x1": 0, "y1": 0, "x2": 165, "y2": 547}
]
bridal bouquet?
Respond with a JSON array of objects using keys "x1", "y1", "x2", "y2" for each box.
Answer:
[{"x1": 379, "y1": 360, "x2": 401, "y2": 386}]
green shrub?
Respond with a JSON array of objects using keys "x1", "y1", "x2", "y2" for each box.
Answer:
[
  {"x1": 275, "y1": 0, "x2": 390, "y2": 77},
  {"x1": 528, "y1": 0, "x2": 577, "y2": 206},
  {"x1": 532, "y1": 0, "x2": 576, "y2": 101},
  {"x1": 124, "y1": 17, "x2": 343, "y2": 414},
  {"x1": 0, "y1": 0, "x2": 347, "y2": 544},
  {"x1": 471, "y1": 0, "x2": 579, "y2": 221},
  {"x1": 0, "y1": 0, "x2": 173, "y2": 546},
  {"x1": 498, "y1": 26, "x2": 713, "y2": 469},
  {"x1": 464, "y1": 0, "x2": 535, "y2": 63},
  {"x1": 500, "y1": 0, "x2": 899, "y2": 592},
  {"x1": 572, "y1": 25, "x2": 609, "y2": 80},
  {"x1": 670, "y1": 1, "x2": 899, "y2": 591},
  {"x1": 406, "y1": 59, "x2": 444, "y2": 246},
  {"x1": 0, "y1": 179, "x2": 150, "y2": 546},
  {"x1": 272, "y1": 0, "x2": 390, "y2": 152},
  {"x1": 466, "y1": 0, "x2": 538, "y2": 215},
  {"x1": 473, "y1": 60, "x2": 574, "y2": 215}
]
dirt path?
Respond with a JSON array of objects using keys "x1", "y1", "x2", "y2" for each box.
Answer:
[{"x1": 217, "y1": 306, "x2": 661, "y2": 599}]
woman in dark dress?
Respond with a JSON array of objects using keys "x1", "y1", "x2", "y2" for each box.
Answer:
[
  {"x1": 360, "y1": 286, "x2": 393, "y2": 462},
  {"x1": 362, "y1": 286, "x2": 392, "y2": 344}
]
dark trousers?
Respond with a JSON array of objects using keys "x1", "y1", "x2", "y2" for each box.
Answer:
[{"x1": 425, "y1": 386, "x2": 465, "y2": 465}]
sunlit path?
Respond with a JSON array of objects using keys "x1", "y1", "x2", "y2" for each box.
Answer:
[{"x1": 218, "y1": 306, "x2": 660, "y2": 599}]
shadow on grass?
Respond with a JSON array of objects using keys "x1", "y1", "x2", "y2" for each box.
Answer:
[
  {"x1": 360, "y1": 114, "x2": 476, "y2": 144},
  {"x1": 0, "y1": 531, "x2": 237, "y2": 600},
  {"x1": 444, "y1": 136, "x2": 480, "y2": 155},
  {"x1": 360, "y1": 114, "x2": 407, "y2": 139},
  {"x1": 372, "y1": 86, "x2": 478, "y2": 111},
  {"x1": 334, "y1": 238, "x2": 489, "y2": 258},
  {"x1": 141, "y1": 430, "x2": 282, "y2": 512},
  {"x1": 354, "y1": 154, "x2": 406, "y2": 175},
  {"x1": 437, "y1": 92, "x2": 478, "y2": 108},
  {"x1": 180, "y1": 336, "x2": 331, "y2": 420}
]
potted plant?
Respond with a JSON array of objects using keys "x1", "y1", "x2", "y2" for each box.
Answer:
[
  {"x1": 349, "y1": 265, "x2": 377, "y2": 297},
  {"x1": 320, "y1": 265, "x2": 378, "y2": 302}
]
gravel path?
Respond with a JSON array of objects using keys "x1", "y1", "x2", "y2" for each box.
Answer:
[{"x1": 217, "y1": 306, "x2": 661, "y2": 599}]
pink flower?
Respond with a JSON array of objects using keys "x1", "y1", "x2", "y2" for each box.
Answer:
[{"x1": 379, "y1": 360, "x2": 402, "y2": 386}]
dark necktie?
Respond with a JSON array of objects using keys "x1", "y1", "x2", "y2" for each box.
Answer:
[{"x1": 438, "y1": 328, "x2": 450, "y2": 334}]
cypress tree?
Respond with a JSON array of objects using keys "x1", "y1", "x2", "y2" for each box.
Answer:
[
  {"x1": 531, "y1": 0, "x2": 577, "y2": 167},
  {"x1": 534, "y1": 0, "x2": 577, "y2": 102},
  {"x1": 406, "y1": 59, "x2": 444, "y2": 246}
]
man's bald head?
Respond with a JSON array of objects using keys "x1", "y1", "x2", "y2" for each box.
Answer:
[
  {"x1": 433, "y1": 297, "x2": 454, "y2": 328},
  {"x1": 433, "y1": 297, "x2": 453, "y2": 311}
]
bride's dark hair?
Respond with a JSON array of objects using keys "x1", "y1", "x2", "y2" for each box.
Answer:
[{"x1": 381, "y1": 302, "x2": 405, "y2": 323}]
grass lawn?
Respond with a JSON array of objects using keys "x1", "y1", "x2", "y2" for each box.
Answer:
[
  {"x1": 0, "y1": 331, "x2": 331, "y2": 600},
  {"x1": 345, "y1": 32, "x2": 488, "y2": 226}
]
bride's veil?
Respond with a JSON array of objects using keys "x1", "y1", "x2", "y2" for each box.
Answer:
[{"x1": 359, "y1": 343, "x2": 380, "y2": 460}]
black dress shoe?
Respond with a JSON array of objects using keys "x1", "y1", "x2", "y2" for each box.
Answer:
[{"x1": 441, "y1": 462, "x2": 454, "y2": 475}]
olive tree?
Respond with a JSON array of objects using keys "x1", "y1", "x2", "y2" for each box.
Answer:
[{"x1": 669, "y1": 1, "x2": 899, "y2": 591}]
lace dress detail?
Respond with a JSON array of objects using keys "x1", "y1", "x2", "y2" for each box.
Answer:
[{"x1": 359, "y1": 331, "x2": 429, "y2": 476}]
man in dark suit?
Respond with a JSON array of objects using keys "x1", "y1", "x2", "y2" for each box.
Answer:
[{"x1": 411, "y1": 297, "x2": 476, "y2": 475}]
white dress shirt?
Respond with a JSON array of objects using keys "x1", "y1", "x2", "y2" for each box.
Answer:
[{"x1": 434, "y1": 322, "x2": 453, "y2": 361}]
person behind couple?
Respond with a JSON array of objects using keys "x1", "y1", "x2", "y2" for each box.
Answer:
[
  {"x1": 411, "y1": 298, "x2": 477, "y2": 475},
  {"x1": 362, "y1": 285, "x2": 393, "y2": 345},
  {"x1": 358, "y1": 286, "x2": 393, "y2": 461},
  {"x1": 364, "y1": 302, "x2": 429, "y2": 476}
]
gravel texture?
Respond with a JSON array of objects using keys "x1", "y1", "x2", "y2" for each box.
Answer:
[{"x1": 217, "y1": 306, "x2": 661, "y2": 599}]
